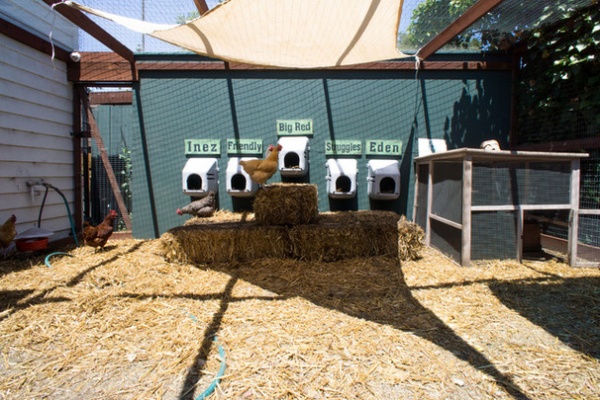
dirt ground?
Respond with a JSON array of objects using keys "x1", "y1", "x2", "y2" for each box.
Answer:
[{"x1": 0, "y1": 238, "x2": 599, "y2": 399}]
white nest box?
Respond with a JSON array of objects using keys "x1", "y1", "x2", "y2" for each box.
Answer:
[
  {"x1": 278, "y1": 137, "x2": 310, "y2": 177},
  {"x1": 366, "y1": 159, "x2": 401, "y2": 200},
  {"x1": 182, "y1": 158, "x2": 219, "y2": 196},
  {"x1": 226, "y1": 157, "x2": 259, "y2": 197},
  {"x1": 418, "y1": 138, "x2": 447, "y2": 156},
  {"x1": 326, "y1": 158, "x2": 358, "y2": 199}
]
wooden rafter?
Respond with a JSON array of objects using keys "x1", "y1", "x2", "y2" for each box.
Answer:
[
  {"x1": 0, "y1": 18, "x2": 71, "y2": 62},
  {"x1": 42, "y1": 0, "x2": 135, "y2": 64},
  {"x1": 416, "y1": 0, "x2": 506, "y2": 61},
  {"x1": 193, "y1": 0, "x2": 210, "y2": 15}
]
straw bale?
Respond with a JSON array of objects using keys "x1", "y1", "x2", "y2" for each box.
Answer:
[
  {"x1": 184, "y1": 209, "x2": 254, "y2": 225},
  {"x1": 253, "y1": 183, "x2": 318, "y2": 225},
  {"x1": 160, "y1": 222, "x2": 289, "y2": 264},
  {"x1": 397, "y1": 215, "x2": 425, "y2": 261},
  {"x1": 289, "y1": 211, "x2": 400, "y2": 261},
  {"x1": 162, "y1": 210, "x2": 401, "y2": 264}
]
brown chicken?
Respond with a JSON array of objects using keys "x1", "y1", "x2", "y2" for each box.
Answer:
[
  {"x1": 239, "y1": 143, "x2": 282, "y2": 188},
  {"x1": 0, "y1": 214, "x2": 17, "y2": 249},
  {"x1": 83, "y1": 210, "x2": 117, "y2": 252}
]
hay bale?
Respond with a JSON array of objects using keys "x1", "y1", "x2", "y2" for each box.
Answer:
[
  {"x1": 397, "y1": 215, "x2": 425, "y2": 261},
  {"x1": 289, "y1": 211, "x2": 400, "y2": 261},
  {"x1": 160, "y1": 222, "x2": 289, "y2": 264},
  {"x1": 253, "y1": 183, "x2": 318, "y2": 225},
  {"x1": 160, "y1": 210, "x2": 420, "y2": 264}
]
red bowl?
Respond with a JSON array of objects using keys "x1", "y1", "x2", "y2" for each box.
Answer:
[{"x1": 16, "y1": 237, "x2": 49, "y2": 252}]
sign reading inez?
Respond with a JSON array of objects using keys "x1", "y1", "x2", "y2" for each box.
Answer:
[{"x1": 185, "y1": 139, "x2": 221, "y2": 155}]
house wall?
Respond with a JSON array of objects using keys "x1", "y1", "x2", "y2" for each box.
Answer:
[
  {"x1": 129, "y1": 60, "x2": 512, "y2": 238},
  {"x1": 0, "y1": 0, "x2": 78, "y2": 242}
]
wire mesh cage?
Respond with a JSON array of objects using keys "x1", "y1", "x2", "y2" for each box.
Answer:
[{"x1": 415, "y1": 149, "x2": 588, "y2": 266}]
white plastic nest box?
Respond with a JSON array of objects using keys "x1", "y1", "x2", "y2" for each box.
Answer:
[
  {"x1": 367, "y1": 159, "x2": 401, "y2": 200},
  {"x1": 326, "y1": 158, "x2": 358, "y2": 199},
  {"x1": 182, "y1": 158, "x2": 219, "y2": 196},
  {"x1": 278, "y1": 137, "x2": 310, "y2": 177},
  {"x1": 226, "y1": 157, "x2": 259, "y2": 197},
  {"x1": 418, "y1": 138, "x2": 447, "y2": 156}
]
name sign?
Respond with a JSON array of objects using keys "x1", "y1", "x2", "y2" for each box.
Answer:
[
  {"x1": 277, "y1": 119, "x2": 313, "y2": 136},
  {"x1": 325, "y1": 140, "x2": 362, "y2": 156},
  {"x1": 226, "y1": 139, "x2": 263, "y2": 155},
  {"x1": 365, "y1": 140, "x2": 403, "y2": 156},
  {"x1": 185, "y1": 139, "x2": 220, "y2": 155}
]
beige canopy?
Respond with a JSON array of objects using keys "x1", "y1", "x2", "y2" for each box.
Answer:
[{"x1": 63, "y1": 0, "x2": 407, "y2": 69}]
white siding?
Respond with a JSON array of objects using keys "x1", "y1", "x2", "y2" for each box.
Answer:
[
  {"x1": 1, "y1": 24, "x2": 76, "y2": 241},
  {"x1": 0, "y1": 0, "x2": 78, "y2": 50}
]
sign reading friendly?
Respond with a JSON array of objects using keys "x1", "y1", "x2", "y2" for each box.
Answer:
[
  {"x1": 365, "y1": 140, "x2": 403, "y2": 156},
  {"x1": 325, "y1": 140, "x2": 362, "y2": 156},
  {"x1": 276, "y1": 119, "x2": 313, "y2": 136},
  {"x1": 226, "y1": 139, "x2": 263, "y2": 155},
  {"x1": 185, "y1": 139, "x2": 221, "y2": 156}
]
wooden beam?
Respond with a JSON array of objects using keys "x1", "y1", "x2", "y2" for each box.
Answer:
[
  {"x1": 136, "y1": 59, "x2": 511, "y2": 71},
  {"x1": 42, "y1": 0, "x2": 135, "y2": 64},
  {"x1": 193, "y1": 0, "x2": 210, "y2": 15},
  {"x1": 79, "y1": 88, "x2": 133, "y2": 231},
  {"x1": 72, "y1": 86, "x2": 84, "y2": 240},
  {"x1": 68, "y1": 52, "x2": 137, "y2": 83},
  {"x1": 90, "y1": 91, "x2": 133, "y2": 105},
  {"x1": 0, "y1": 18, "x2": 71, "y2": 62},
  {"x1": 416, "y1": 0, "x2": 506, "y2": 61}
]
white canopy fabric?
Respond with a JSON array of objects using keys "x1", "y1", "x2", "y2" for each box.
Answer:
[{"x1": 62, "y1": 0, "x2": 407, "y2": 69}]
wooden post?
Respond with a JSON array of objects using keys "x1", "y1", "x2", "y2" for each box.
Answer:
[
  {"x1": 568, "y1": 159, "x2": 581, "y2": 266},
  {"x1": 461, "y1": 156, "x2": 472, "y2": 266},
  {"x1": 426, "y1": 161, "x2": 433, "y2": 246},
  {"x1": 79, "y1": 88, "x2": 133, "y2": 231}
]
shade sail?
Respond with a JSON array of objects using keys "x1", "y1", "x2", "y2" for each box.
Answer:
[{"x1": 62, "y1": 0, "x2": 407, "y2": 68}]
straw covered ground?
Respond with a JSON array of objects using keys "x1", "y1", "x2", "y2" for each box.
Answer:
[{"x1": 1, "y1": 215, "x2": 599, "y2": 399}]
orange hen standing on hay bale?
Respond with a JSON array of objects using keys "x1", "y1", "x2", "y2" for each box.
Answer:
[{"x1": 239, "y1": 143, "x2": 282, "y2": 189}]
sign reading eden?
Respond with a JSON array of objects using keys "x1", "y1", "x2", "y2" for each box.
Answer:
[
  {"x1": 325, "y1": 140, "x2": 362, "y2": 156},
  {"x1": 365, "y1": 140, "x2": 403, "y2": 156},
  {"x1": 226, "y1": 139, "x2": 263, "y2": 155},
  {"x1": 185, "y1": 139, "x2": 220, "y2": 155},
  {"x1": 277, "y1": 119, "x2": 313, "y2": 136}
]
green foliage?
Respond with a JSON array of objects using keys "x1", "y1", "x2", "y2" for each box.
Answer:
[
  {"x1": 516, "y1": 4, "x2": 600, "y2": 142},
  {"x1": 401, "y1": 0, "x2": 479, "y2": 50},
  {"x1": 118, "y1": 146, "x2": 133, "y2": 230},
  {"x1": 176, "y1": 11, "x2": 200, "y2": 24}
]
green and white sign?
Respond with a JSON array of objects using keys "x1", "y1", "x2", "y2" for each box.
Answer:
[
  {"x1": 325, "y1": 140, "x2": 362, "y2": 156},
  {"x1": 365, "y1": 140, "x2": 403, "y2": 156},
  {"x1": 185, "y1": 139, "x2": 221, "y2": 155},
  {"x1": 226, "y1": 139, "x2": 263, "y2": 155},
  {"x1": 277, "y1": 119, "x2": 313, "y2": 136}
]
